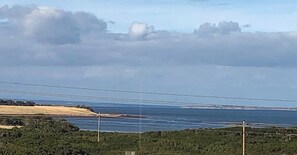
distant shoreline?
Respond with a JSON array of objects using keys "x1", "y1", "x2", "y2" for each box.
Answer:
[{"x1": 181, "y1": 105, "x2": 297, "y2": 111}]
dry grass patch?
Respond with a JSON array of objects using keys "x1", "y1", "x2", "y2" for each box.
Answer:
[
  {"x1": 0, "y1": 105, "x2": 97, "y2": 116},
  {"x1": 0, "y1": 125, "x2": 22, "y2": 129}
]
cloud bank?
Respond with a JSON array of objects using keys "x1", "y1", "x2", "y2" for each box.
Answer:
[
  {"x1": 1, "y1": 5, "x2": 297, "y2": 106},
  {"x1": 0, "y1": 5, "x2": 297, "y2": 68}
]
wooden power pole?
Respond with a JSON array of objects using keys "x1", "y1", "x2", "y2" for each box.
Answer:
[
  {"x1": 97, "y1": 112, "x2": 101, "y2": 142},
  {"x1": 242, "y1": 120, "x2": 246, "y2": 155}
]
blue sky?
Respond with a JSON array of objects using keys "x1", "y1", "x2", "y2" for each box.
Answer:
[{"x1": 1, "y1": 1, "x2": 297, "y2": 107}]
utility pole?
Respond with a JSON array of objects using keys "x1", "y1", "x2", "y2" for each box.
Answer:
[
  {"x1": 97, "y1": 112, "x2": 101, "y2": 142},
  {"x1": 242, "y1": 120, "x2": 246, "y2": 155},
  {"x1": 138, "y1": 83, "x2": 143, "y2": 151}
]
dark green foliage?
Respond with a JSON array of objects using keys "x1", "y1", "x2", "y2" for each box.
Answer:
[
  {"x1": 0, "y1": 116, "x2": 24, "y2": 126},
  {"x1": 0, "y1": 99, "x2": 35, "y2": 106},
  {"x1": 1, "y1": 116, "x2": 297, "y2": 155},
  {"x1": 75, "y1": 105, "x2": 95, "y2": 112}
]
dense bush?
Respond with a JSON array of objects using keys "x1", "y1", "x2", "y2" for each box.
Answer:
[
  {"x1": 75, "y1": 105, "x2": 95, "y2": 112},
  {"x1": 0, "y1": 99, "x2": 35, "y2": 106},
  {"x1": 1, "y1": 116, "x2": 297, "y2": 155}
]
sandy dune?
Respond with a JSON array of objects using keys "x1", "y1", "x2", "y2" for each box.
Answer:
[{"x1": 0, "y1": 105, "x2": 97, "y2": 117}]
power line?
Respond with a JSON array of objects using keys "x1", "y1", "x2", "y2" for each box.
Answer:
[
  {"x1": 45, "y1": 118, "x2": 297, "y2": 136},
  {"x1": 41, "y1": 120, "x2": 297, "y2": 136},
  {"x1": 1, "y1": 80, "x2": 297, "y2": 103},
  {"x1": 3, "y1": 113, "x2": 297, "y2": 136},
  {"x1": 0, "y1": 89, "x2": 203, "y2": 105}
]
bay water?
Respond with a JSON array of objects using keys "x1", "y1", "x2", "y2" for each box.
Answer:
[{"x1": 62, "y1": 103, "x2": 297, "y2": 132}]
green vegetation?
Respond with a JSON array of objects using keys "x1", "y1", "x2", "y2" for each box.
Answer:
[
  {"x1": 1, "y1": 116, "x2": 297, "y2": 155},
  {"x1": 0, "y1": 99, "x2": 36, "y2": 106}
]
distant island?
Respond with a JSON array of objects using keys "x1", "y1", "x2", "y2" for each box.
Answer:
[{"x1": 182, "y1": 104, "x2": 297, "y2": 111}]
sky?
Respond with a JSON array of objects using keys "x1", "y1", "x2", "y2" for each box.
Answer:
[{"x1": 0, "y1": 1, "x2": 297, "y2": 107}]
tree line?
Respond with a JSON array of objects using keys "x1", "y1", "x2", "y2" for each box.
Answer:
[
  {"x1": 0, "y1": 99, "x2": 36, "y2": 106},
  {"x1": 0, "y1": 99, "x2": 94, "y2": 112}
]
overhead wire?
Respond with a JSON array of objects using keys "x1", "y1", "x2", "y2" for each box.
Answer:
[
  {"x1": 66, "y1": 118, "x2": 297, "y2": 135},
  {"x1": 1, "y1": 80, "x2": 297, "y2": 103},
  {"x1": 0, "y1": 89, "x2": 202, "y2": 105},
  {"x1": 58, "y1": 120, "x2": 297, "y2": 136},
  {"x1": 2, "y1": 113, "x2": 297, "y2": 136},
  {"x1": 2, "y1": 81, "x2": 297, "y2": 136}
]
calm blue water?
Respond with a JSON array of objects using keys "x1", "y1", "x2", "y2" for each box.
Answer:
[{"x1": 64, "y1": 103, "x2": 297, "y2": 132}]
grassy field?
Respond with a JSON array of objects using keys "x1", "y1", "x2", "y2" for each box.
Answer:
[{"x1": 0, "y1": 105, "x2": 97, "y2": 116}]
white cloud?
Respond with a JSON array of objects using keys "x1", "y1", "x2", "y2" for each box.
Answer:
[
  {"x1": 23, "y1": 7, "x2": 80, "y2": 44},
  {"x1": 0, "y1": 5, "x2": 108, "y2": 44},
  {"x1": 128, "y1": 22, "x2": 154, "y2": 40}
]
